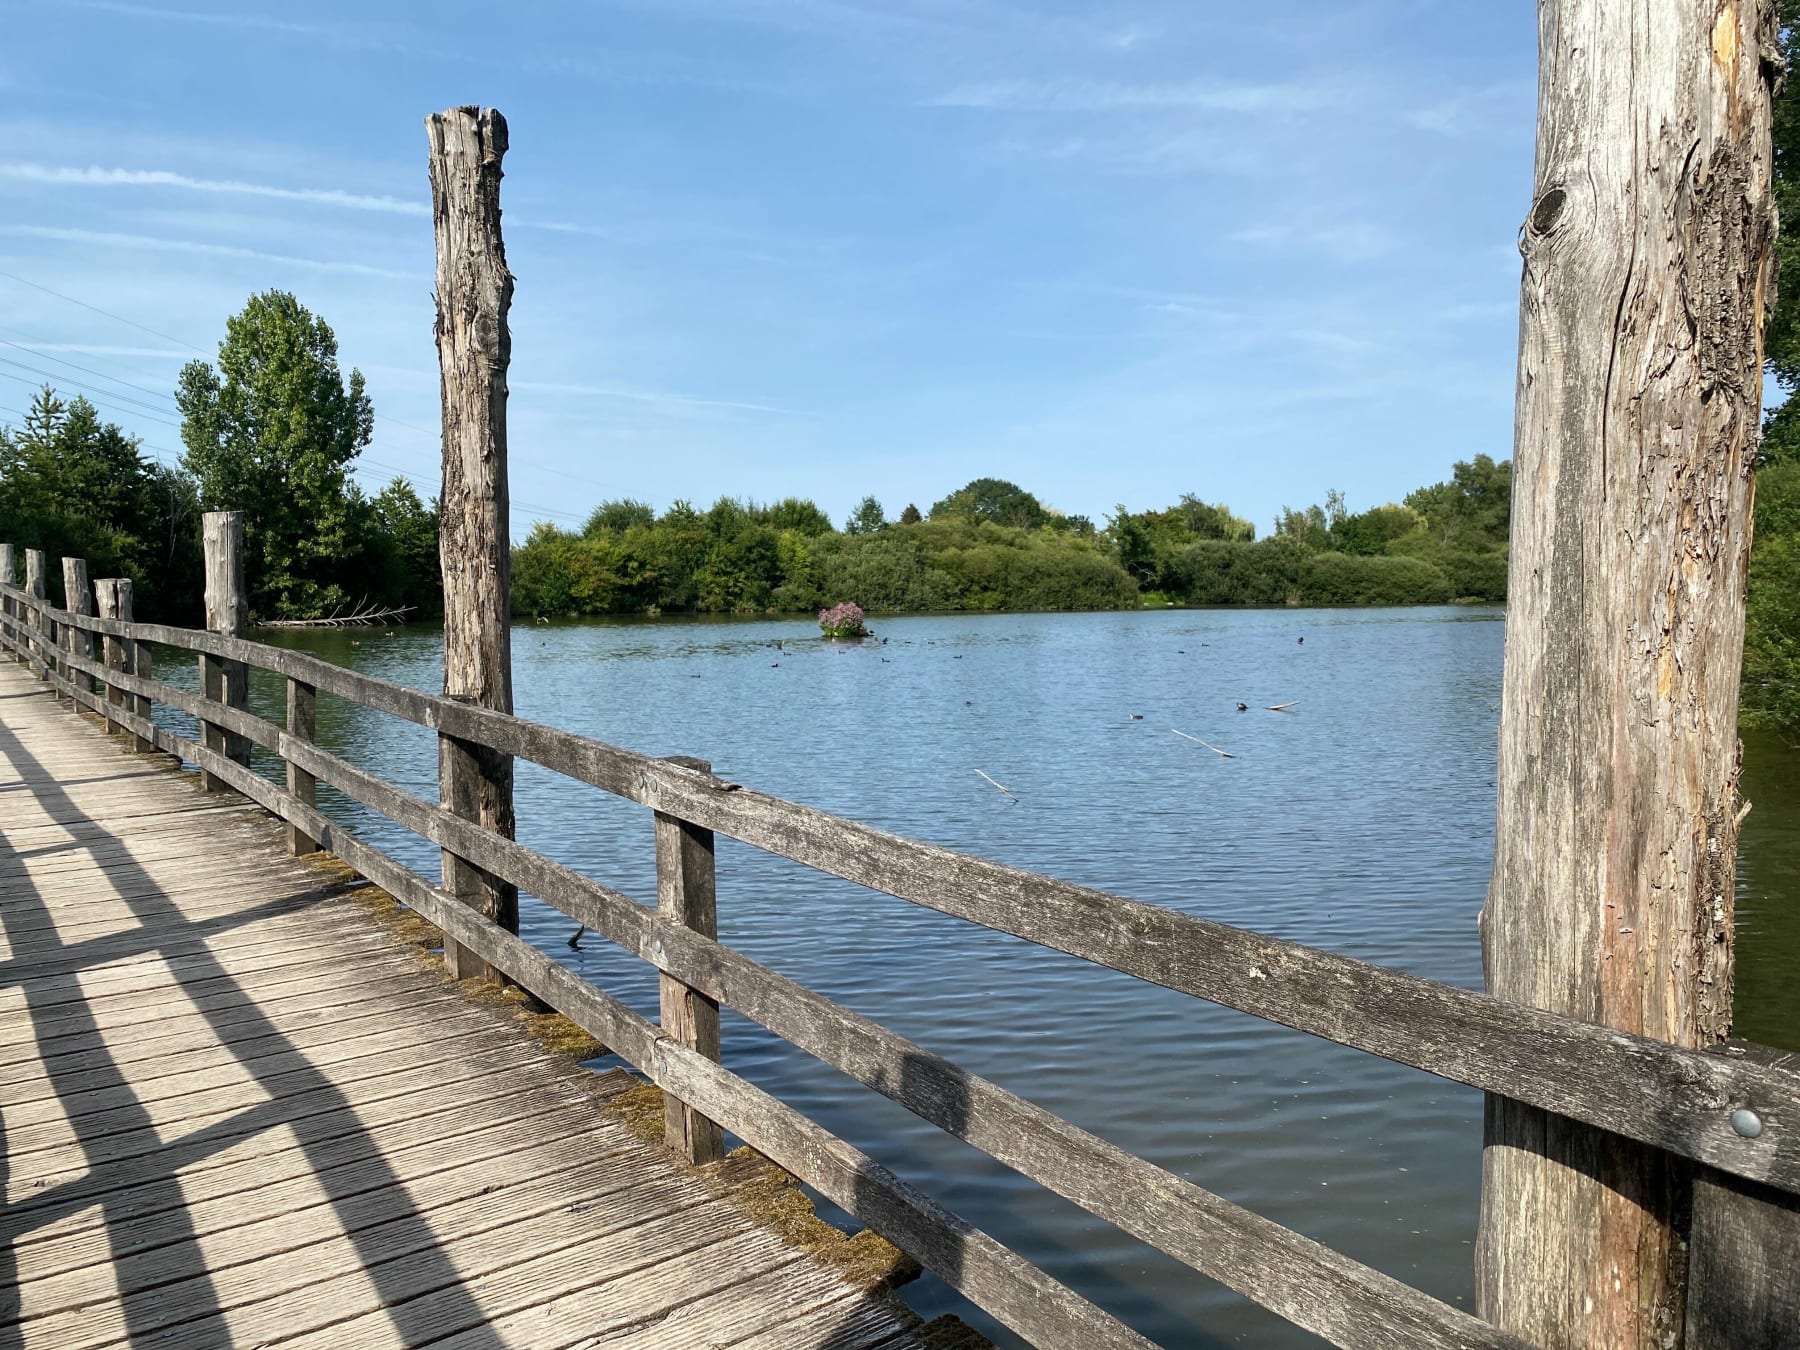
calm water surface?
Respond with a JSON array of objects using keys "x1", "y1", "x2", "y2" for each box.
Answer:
[{"x1": 153, "y1": 607, "x2": 1798, "y2": 1348}]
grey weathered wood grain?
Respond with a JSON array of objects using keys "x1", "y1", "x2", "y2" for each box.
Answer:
[
  {"x1": 91, "y1": 579, "x2": 132, "y2": 744},
  {"x1": 57, "y1": 557, "x2": 91, "y2": 700},
  {"x1": 23, "y1": 548, "x2": 47, "y2": 674},
  {"x1": 1478, "y1": 2, "x2": 1779, "y2": 1343},
  {"x1": 285, "y1": 675, "x2": 319, "y2": 856},
  {"x1": 199, "y1": 510, "x2": 250, "y2": 790},
  {"x1": 655, "y1": 754, "x2": 723, "y2": 1165},
  {"x1": 427, "y1": 104, "x2": 517, "y2": 984}
]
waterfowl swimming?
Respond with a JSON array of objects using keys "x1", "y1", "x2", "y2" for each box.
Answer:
[{"x1": 1236, "y1": 702, "x2": 1249, "y2": 712}]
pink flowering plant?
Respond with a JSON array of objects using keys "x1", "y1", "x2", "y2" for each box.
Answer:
[{"x1": 818, "y1": 601, "x2": 867, "y2": 639}]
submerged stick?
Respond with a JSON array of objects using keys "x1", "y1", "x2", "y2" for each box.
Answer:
[
  {"x1": 973, "y1": 768, "x2": 1015, "y2": 797},
  {"x1": 1172, "y1": 728, "x2": 1236, "y2": 759}
]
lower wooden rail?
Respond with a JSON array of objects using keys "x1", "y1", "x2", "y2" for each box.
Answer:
[{"x1": 3, "y1": 568, "x2": 1796, "y2": 1350}]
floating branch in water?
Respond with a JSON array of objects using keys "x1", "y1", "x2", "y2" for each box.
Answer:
[
  {"x1": 973, "y1": 768, "x2": 1015, "y2": 799},
  {"x1": 261, "y1": 597, "x2": 415, "y2": 629},
  {"x1": 1172, "y1": 728, "x2": 1236, "y2": 758},
  {"x1": 1266, "y1": 700, "x2": 1302, "y2": 713}
]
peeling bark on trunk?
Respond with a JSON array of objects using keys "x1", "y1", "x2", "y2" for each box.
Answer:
[
  {"x1": 1478, "y1": 3, "x2": 1777, "y2": 1345},
  {"x1": 427, "y1": 105, "x2": 517, "y2": 982}
]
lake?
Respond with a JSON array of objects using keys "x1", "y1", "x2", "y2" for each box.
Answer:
[{"x1": 155, "y1": 606, "x2": 1798, "y2": 1348}]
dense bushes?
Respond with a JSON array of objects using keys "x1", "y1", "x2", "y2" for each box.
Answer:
[
  {"x1": 514, "y1": 503, "x2": 1137, "y2": 619},
  {"x1": 509, "y1": 466, "x2": 1525, "y2": 620}
]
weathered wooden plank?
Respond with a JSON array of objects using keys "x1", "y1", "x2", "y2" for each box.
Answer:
[
  {"x1": 5, "y1": 1127, "x2": 660, "y2": 1344},
  {"x1": 98, "y1": 1196, "x2": 734, "y2": 1350}
]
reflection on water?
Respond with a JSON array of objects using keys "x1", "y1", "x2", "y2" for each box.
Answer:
[{"x1": 146, "y1": 607, "x2": 1796, "y2": 1348}]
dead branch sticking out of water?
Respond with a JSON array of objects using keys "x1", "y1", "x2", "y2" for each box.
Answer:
[
  {"x1": 260, "y1": 598, "x2": 416, "y2": 629},
  {"x1": 973, "y1": 768, "x2": 1016, "y2": 800},
  {"x1": 1266, "y1": 700, "x2": 1301, "y2": 713},
  {"x1": 1172, "y1": 728, "x2": 1236, "y2": 758}
]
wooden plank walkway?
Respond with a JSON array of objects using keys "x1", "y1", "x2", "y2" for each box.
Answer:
[{"x1": 0, "y1": 661, "x2": 932, "y2": 1349}]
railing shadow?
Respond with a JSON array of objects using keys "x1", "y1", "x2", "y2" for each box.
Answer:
[{"x1": 0, "y1": 710, "x2": 503, "y2": 1348}]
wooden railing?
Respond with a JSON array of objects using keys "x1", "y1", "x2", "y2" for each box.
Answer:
[{"x1": 2, "y1": 559, "x2": 1796, "y2": 1350}]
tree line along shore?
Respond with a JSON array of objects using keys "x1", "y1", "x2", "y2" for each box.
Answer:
[{"x1": 1, "y1": 286, "x2": 1795, "y2": 735}]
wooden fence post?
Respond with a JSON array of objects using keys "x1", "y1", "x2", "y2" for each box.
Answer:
[
  {"x1": 655, "y1": 757, "x2": 724, "y2": 1165},
  {"x1": 24, "y1": 549, "x2": 47, "y2": 677},
  {"x1": 61, "y1": 557, "x2": 92, "y2": 702},
  {"x1": 0, "y1": 543, "x2": 14, "y2": 660},
  {"x1": 285, "y1": 677, "x2": 319, "y2": 855},
  {"x1": 200, "y1": 510, "x2": 250, "y2": 791},
  {"x1": 428, "y1": 105, "x2": 517, "y2": 982},
  {"x1": 93, "y1": 580, "x2": 132, "y2": 737},
  {"x1": 131, "y1": 633, "x2": 155, "y2": 755},
  {"x1": 1477, "y1": 3, "x2": 1776, "y2": 1345}
]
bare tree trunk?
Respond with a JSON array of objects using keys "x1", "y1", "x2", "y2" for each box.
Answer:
[
  {"x1": 427, "y1": 105, "x2": 517, "y2": 982},
  {"x1": 1478, "y1": 3, "x2": 1778, "y2": 1345}
]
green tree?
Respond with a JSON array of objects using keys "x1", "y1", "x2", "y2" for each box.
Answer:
[
  {"x1": 930, "y1": 478, "x2": 1048, "y2": 529},
  {"x1": 367, "y1": 481, "x2": 442, "y2": 615},
  {"x1": 584, "y1": 499, "x2": 655, "y2": 535},
  {"x1": 845, "y1": 495, "x2": 887, "y2": 535},
  {"x1": 176, "y1": 291, "x2": 374, "y2": 618},
  {"x1": 0, "y1": 386, "x2": 202, "y2": 618},
  {"x1": 898, "y1": 503, "x2": 922, "y2": 525}
]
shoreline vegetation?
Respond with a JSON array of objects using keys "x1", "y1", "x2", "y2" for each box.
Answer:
[
  {"x1": 0, "y1": 288, "x2": 1795, "y2": 735},
  {"x1": 509, "y1": 465, "x2": 1511, "y2": 620}
]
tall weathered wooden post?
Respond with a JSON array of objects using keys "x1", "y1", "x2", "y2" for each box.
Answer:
[
  {"x1": 200, "y1": 510, "x2": 250, "y2": 790},
  {"x1": 1478, "y1": 3, "x2": 1776, "y2": 1346},
  {"x1": 427, "y1": 105, "x2": 517, "y2": 982}
]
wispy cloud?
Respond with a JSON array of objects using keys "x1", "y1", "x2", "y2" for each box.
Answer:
[
  {"x1": 927, "y1": 78, "x2": 1341, "y2": 114},
  {"x1": 1405, "y1": 82, "x2": 1533, "y2": 137},
  {"x1": 0, "y1": 225, "x2": 417, "y2": 278},
  {"x1": 63, "y1": 0, "x2": 323, "y2": 35},
  {"x1": 511, "y1": 379, "x2": 804, "y2": 417},
  {"x1": 1231, "y1": 221, "x2": 1397, "y2": 263},
  {"x1": 0, "y1": 163, "x2": 426, "y2": 215}
]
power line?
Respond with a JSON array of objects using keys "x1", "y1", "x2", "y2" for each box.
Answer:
[
  {"x1": 0, "y1": 270, "x2": 207, "y2": 355},
  {"x1": 0, "y1": 360, "x2": 186, "y2": 429},
  {"x1": 0, "y1": 334, "x2": 183, "y2": 407}
]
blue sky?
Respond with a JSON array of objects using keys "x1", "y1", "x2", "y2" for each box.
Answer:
[{"x1": 0, "y1": 1, "x2": 1536, "y2": 536}]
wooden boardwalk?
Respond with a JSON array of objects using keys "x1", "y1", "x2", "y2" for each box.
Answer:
[{"x1": 0, "y1": 662, "x2": 930, "y2": 1349}]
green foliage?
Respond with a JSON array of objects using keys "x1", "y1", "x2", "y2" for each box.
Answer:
[
  {"x1": 364, "y1": 481, "x2": 443, "y2": 615},
  {"x1": 584, "y1": 499, "x2": 655, "y2": 535},
  {"x1": 0, "y1": 387, "x2": 202, "y2": 619},
  {"x1": 930, "y1": 478, "x2": 1048, "y2": 529},
  {"x1": 898, "y1": 503, "x2": 922, "y2": 525},
  {"x1": 1743, "y1": 463, "x2": 1800, "y2": 734},
  {"x1": 177, "y1": 290, "x2": 374, "y2": 619},
  {"x1": 844, "y1": 495, "x2": 887, "y2": 535}
]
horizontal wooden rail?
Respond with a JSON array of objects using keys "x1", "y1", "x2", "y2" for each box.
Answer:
[
  {"x1": 11, "y1": 585, "x2": 1799, "y2": 1195},
  {"x1": 4, "y1": 578, "x2": 1797, "y2": 1349}
]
